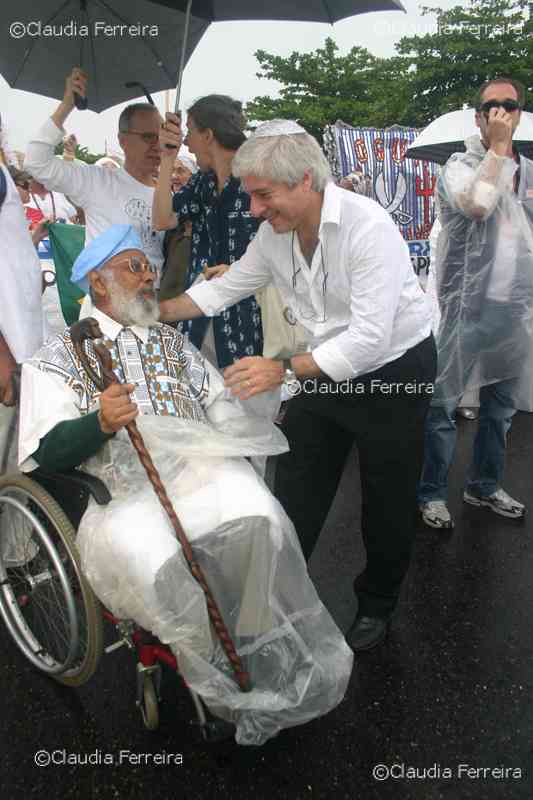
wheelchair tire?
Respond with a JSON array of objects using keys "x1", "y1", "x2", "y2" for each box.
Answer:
[
  {"x1": 140, "y1": 674, "x2": 160, "y2": 731},
  {"x1": 0, "y1": 474, "x2": 103, "y2": 686}
]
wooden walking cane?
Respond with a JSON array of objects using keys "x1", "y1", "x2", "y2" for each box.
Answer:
[{"x1": 71, "y1": 318, "x2": 251, "y2": 693}]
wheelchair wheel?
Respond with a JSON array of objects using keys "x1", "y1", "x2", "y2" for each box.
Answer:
[
  {"x1": 139, "y1": 674, "x2": 160, "y2": 731},
  {"x1": 0, "y1": 474, "x2": 103, "y2": 686}
]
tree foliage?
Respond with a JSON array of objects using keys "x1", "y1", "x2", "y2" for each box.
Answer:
[
  {"x1": 397, "y1": 0, "x2": 532, "y2": 125},
  {"x1": 54, "y1": 142, "x2": 106, "y2": 164},
  {"x1": 246, "y1": 0, "x2": 532, "y2": 134}
]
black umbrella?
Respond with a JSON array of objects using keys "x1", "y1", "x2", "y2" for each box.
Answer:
[
  {"x1": 1, "y1": 1, "x2": 209, "y2": 112},
  {"x1": 148, "y1": 0, "x2": 406, "y2": 111}
]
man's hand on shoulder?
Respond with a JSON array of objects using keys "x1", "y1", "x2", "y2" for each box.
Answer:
[{"x1": 98, "y1": 382, "x2": 138, "y2": 434}]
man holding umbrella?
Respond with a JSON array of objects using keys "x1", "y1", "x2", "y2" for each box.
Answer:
[
  {"x1": 418, "y1": 77, "x2": 533, "y2": 530},
  {"x1": 25, "y1": 69, "x2": 166, "y2": 280},
  {"x1": 158, "y1": 120, "x2": 436, "y2": 652}
]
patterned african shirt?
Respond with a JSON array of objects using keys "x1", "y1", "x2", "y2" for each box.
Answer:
[
  {"x1": 30, "y1": 317, "x2": 210, "y2": 424},
  {"x1": 172, "y1": 171, "x2": 263, "y2": 367}
]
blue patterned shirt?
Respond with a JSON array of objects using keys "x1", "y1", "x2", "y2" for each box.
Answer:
[{"x1": 172, "y1": 171, "x2": 263, "y2": 367}]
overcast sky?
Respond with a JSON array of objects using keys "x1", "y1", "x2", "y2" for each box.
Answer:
[{"x1": 0, "y1": 0, "x2": 463, "y2": 157}]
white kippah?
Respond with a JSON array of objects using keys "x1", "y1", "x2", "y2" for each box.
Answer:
[{"x1": 252, "y1": 119, "x2": 306, "y2": 138}]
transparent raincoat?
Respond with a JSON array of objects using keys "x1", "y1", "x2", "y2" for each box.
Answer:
[
  {"x1": 17, "y1": 326, "x2": 353, "y2": 746},
  {"x1": 433, "y1": 135, "x2": 533, "y2": 406},
  {"x1": 77, "y1": 416, "x2": 353, "y2": 746}
]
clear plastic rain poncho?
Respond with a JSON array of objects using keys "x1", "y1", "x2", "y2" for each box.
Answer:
[
  {"x1": 17, "y1": 325, "x2": 353, "y2": 746},
  {"x1": 77, "y1": 415, "x2": 353, "y2": 746},
  {"x1": 433, "y1": 135, "x2": 533, "y2": 406}
]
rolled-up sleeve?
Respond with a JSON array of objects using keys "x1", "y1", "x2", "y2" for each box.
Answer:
[
  {"x1": 312, "y1": 219, "x2": 407, "y2": 382},
  {"x1": 442, "y1": 150, "x2": 517, "y2": 221},
  {"x1": 186, "y1": 226, "x2": 273, "y2": 315}
]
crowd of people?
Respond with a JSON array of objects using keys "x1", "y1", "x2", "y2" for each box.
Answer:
[{"x1": 1, "y1": 67, "x2": 532, "y2": 744}]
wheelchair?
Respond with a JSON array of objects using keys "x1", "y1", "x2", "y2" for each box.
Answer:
[{"x1": 0, "y1": 396, "x2": 234, "y2": 741}]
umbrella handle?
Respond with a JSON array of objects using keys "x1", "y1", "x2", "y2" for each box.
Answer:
[
  {"x1": 174, "y1": 0, "x2": 193, "y2": 114},
  {"x1": 74, "y1": 92, "x2": 88, "y2": 111}
]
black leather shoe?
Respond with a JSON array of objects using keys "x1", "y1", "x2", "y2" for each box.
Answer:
[{"x1": 346, "y1": 615, "x2": 389, "y2": 652}]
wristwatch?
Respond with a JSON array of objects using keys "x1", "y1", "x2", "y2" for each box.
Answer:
[
  {"x1": 281, "y1": 358, "x2": 300, "y2": 396},
  {"x1": 282, "y1": 358, "x2": 296, "y2": 383}
]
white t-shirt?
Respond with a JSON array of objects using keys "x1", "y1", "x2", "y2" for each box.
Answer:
[
  {"x1": 27, "y1": 190, "x2": 77, "y2": 222},
  {"x1": 25, "y1": 118, "x2": 165, "y2": 279}
]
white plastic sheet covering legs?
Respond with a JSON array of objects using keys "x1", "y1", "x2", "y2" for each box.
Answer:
[{"x1": 76, "y1": 419, "x2": 353, "y2": 745}]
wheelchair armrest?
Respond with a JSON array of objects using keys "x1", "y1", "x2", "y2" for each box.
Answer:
[{"x1": 31, "y1": 468, "x2": 112, "y2": 506}]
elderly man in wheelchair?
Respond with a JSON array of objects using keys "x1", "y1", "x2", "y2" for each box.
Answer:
[{"x1": 0, "y1": 225, "x2": 352, "y2": 746}]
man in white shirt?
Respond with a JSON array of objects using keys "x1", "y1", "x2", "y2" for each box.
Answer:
[
  {"x1": 418, "y1": 77, "x2": 533, "y2": 530},
  {"x1": 159, "y1": 120, "x2": 436, "y2": 651},
  {"x1": 24, "y1": 68, "x2": 165, "y2": 280}
]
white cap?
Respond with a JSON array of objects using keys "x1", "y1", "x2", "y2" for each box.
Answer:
[
  {"x1": 177, "y1": 146, "x2": 198, "y2": 174},
  {"x1": 252, "y1": 119, "x2": 306, "y2": 138}
]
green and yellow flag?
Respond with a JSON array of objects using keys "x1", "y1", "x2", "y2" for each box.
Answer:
[{"x1": 47, "y1": 223, "x2": 86, "y2": 325}]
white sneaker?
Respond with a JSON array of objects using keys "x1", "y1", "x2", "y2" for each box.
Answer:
[
  {"x1": 420, "y1": 500, "x2": 454, "y2": 529},
  {"x1": 463, "y1": 488, "x2": 526, "y2": 519}
]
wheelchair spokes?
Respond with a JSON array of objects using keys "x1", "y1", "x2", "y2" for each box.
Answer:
[{"x1": 0, "y1": 475, "x2": 103, "y2": 685}]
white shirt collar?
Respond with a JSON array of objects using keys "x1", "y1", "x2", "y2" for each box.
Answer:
[{"x1": 90, "y1": 307, "x2": 159, "y2": 344}]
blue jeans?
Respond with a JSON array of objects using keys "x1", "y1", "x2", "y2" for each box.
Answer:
[{"x1": 418, "y1": 379, "x2": 518, "y2": 503}]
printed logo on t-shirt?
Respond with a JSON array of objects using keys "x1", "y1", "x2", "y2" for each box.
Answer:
[{"x1": 124, "y1": 197, "x2": 163, "y2": 270}]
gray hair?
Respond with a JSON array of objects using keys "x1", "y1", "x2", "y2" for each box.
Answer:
[
  {"x1": 118, "y1": 103, "x2": 159, "y2": 133},
  {"x1": 232, "y1": 131, "x2": 332, "y2": 191}
]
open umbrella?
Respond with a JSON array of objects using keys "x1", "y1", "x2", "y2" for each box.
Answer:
[
  {"x1": 406, "y1": 108, "x2": 533, "y2": 164},
  {"x1": 148, "y1": 0, "x2": 407, "y2": 111},
  {"x1": 1, "y1": 1, "x2": 209, "y2": 112}
]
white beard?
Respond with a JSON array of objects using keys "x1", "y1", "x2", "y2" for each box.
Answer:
[{"x1": 103, "y1": 273, "x2": 160, "y2": 328}]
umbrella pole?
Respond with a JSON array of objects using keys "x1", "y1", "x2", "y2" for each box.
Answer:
[{"x1": 174, "y1": 0, "x2": 193, "y2": 115}]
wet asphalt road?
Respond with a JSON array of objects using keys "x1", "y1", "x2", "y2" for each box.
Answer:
[{"x1": 1, "y1": 412, "x2": 532, "y2": 800}]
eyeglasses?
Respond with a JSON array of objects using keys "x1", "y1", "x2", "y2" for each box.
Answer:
[
  {"x1": 284, "y1": 232, "x2": 328, "y2": 325},
  {"x1": 126, "y1": 130, "x2": 160, "y2": 144},
  {"x1": 114, "y1": 256, "x2": 156, "y2": 275},
  {"x1": 480, "y1": 99, "x2": 521, "y2": 114}
]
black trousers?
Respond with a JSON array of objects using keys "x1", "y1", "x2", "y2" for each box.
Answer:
[{"x1": 274, "y1": 335, "x2": 437, "y2": 619}]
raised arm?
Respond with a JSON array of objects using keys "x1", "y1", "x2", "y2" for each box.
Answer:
[
  {"x1": 442, "y1": 108, "x2": 517, "y2": 221},
  {"x1": 152, "y1": 112, "x2": 184, "y2": 231},
  {"x1": 25, "y1": 68, "x2": 96, "y2": 207}
]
